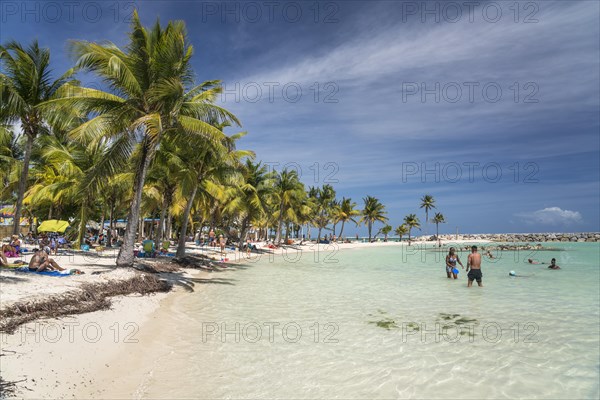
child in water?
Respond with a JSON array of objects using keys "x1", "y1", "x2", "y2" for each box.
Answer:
[{"x1": 445, "y1": 247, "x2": 464, "y2": 279}]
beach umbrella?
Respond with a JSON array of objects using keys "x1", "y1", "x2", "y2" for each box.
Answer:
[{"x1": 38, "y1": 219, "x2": 70, "y2": 233}]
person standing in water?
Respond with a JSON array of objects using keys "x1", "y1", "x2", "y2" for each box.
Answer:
[
  {"x1": 466, "y1": 245, "x2": 483, "y2": 287},
  {"x1": 445, "y1": 247, "x2": 464, "y2": 279},
  {"x1": 548, "y1": 258, "x2": 561, "y2": 270}
]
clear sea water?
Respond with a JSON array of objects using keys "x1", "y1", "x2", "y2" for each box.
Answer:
[{"x1": 137, "y1": 242, "x2": 600, "y2": 399}]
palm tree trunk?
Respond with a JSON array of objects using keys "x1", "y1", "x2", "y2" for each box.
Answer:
[
  {"x1": 339, "y1": 220, "x2": 346, "y2": 239},
  {"x1": 77, "y1": 199, "x2": 88, "y2": 247},
  {"x1": 238, "y1": 216, "x2": 249, "y2": 251},
  {"x1": 116, "y1": 144, "x2": 153, "y2": 267},
  {"x1": 275, "y1": 201, "x2": 285, "y2": 244},
  {"x1": 368, "y1": 221, "x2": 372, "y2": 242},
  {"x1": 12, "y1": 133, "x2": 34, "y2": 235},
  {"x1": 176, "y1": 183, "x2": 199, "y2": 258},
  {"x1": 106, "y1": 203, "x2": 114, "y2": 247},
  {"x1": 155, "y1": 195, "x2": 168, "y2": 251},
  {"x1": 408, "y1": 228, "x2": 412, "y2": 246}
]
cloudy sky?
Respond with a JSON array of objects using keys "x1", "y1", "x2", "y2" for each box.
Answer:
[{"x1": 1, "y1": 0, "x2": 598, "y2": 234}]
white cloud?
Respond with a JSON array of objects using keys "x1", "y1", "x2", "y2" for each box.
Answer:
[{"x1": 515, "y1": 207, "x2": 583, "y2": 225}]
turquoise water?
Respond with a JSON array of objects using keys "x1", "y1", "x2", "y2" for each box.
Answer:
[{"x1": 141, "y1": 243, "x2": 600, "y2": 399}]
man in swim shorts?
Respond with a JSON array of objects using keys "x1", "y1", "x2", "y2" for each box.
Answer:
[
  {"x1": 466, "y1": 245, "x2": 483, "y2": 287},
  {"x1": 28, "y1": 249, "x2": 65, "y2": 272}
]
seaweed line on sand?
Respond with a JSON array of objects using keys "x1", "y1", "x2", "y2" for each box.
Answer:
[{"x1": 0, "y1": 273, "x2": 172, "y2": 335}]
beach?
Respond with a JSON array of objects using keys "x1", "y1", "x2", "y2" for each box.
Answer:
[
  {"x1": 2, "y1": 239, "x2": 599, "y2": 399},
  {"x1": 1, "y1": 239, "x2": 479, "y2": 398}
]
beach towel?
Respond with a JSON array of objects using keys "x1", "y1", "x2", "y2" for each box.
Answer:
[{"x1": 15, "y1": 266, "x2": 78, "y2": 277}]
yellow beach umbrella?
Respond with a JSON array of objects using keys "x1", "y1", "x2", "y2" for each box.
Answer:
[{"x1": 38, "y1": 219, "x2": 70, "y2": 233}]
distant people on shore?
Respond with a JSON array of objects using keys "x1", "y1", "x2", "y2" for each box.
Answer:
[
  {"x1": 445, "y1": 247, "x2": 464, "y2": 279},
  {"x1": 548, "y1": 258, "x2": 561, "y2": 270},
  {"x1": 466, "y1": 245, "x2": 483, "y2": 287},
  {"x1": 219, "y1": 234, "x2": 226, "y2": 256},
  {"x1": 209, "y1": 229, "x2": 216, "y2": 247}
]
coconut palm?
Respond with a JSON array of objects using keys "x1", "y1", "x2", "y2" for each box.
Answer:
[
  {"x1": 174, "y1": 130, "x2": 251, "y2": 258},
  {"x1": 395, "y1": 224, "x2": 408, "y2": 242},
  {"x1": 0, "y1": 40, "x2": 77, "y2": 234},
  {"x1": 359, "y1": 196, "x2": 388, "y2": 242},
  {"x1": 380, "y1": 225, "x2": 392, "y2": 242},
  {"x1": 432, "y1": 212, "x2": 446, "y2": 247},
  {"x1": 46, "y1": 12, "x2": 240, "y2": 266},
  {"x1": 420, "y1": 194, "x2": 436, "y2": 236},
  {"x1": 273, "y1": 169, "x2": 305, "y2": 244},
  {"x1": 224, "y1": 159, "x2": 272, "y2": 250},
  {"x1": 403, "y1": 214, "x2": 421, "y2": 245},
  {"x1": 314, "y1": 184, "x2": 336, "y2": 241},
  {"x1": 337, "y1": 197, "x2": 359, "y2": 239}
]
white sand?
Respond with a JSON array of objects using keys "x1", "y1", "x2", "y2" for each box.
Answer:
[{"x1": 0, "y1": 239, "x2": 490, "y2": 398}]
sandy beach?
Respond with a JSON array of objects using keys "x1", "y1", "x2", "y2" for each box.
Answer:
[{"x1": 0, "y1": 238, "x2": 492, "y2": 398}]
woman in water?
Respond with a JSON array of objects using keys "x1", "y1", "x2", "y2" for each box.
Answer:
[{"x1": 445, "y1": 247, "x2": 464, "y2": 279}]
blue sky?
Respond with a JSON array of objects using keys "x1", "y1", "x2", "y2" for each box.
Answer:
[{"x1": 1, "y1": 0, "x2": 598, "y2": 235}]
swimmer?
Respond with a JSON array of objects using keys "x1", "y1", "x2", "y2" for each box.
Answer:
[{"x1": 548, "y1": 258, "x2": 561, "y2": 270}]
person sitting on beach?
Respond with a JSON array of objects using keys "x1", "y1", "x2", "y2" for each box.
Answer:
[
  {"x1": 548, "y1": 258, "x2": 561, "y2": 270},
  {"x1": 28, "y1": 248, "x2": 65, "y2": 272},
  {"x1": 2, "y1": 235, "x2": 21, "y2": 256},
  {"x1": 445, "y1": 247, "x2": 464, "y2": 279}
]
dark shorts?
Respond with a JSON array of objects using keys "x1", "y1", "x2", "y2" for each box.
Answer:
[{"x1": 468, "y1": 269, "x2": 482, "y2": 282}]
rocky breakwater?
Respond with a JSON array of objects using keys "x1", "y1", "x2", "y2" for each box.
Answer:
[{"x1": 429, "y1": 232, "x2": 600, "y2": 243}]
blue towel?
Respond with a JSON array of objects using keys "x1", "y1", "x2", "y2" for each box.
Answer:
[{"x1": 15, "y1": 266, "x2": 72, "y2": 277}]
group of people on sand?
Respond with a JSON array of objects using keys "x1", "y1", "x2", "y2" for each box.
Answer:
[{"x1": 444, "y1": 246, "x2": 562, "y2": 286}]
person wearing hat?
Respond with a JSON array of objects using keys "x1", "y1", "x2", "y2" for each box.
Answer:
[{"x1": 28, "y1": 248, "x2": 65, "y2": 272}]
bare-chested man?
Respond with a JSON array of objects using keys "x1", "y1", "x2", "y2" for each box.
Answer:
[
  {"x1": 28, "y1": 249, "x2": 65, "y2": 272},
  {"x1": 466, "y1": 245, "x2": 483, "y2": 287}
]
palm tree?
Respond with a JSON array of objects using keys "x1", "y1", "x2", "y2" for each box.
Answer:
[
  {"x1": 432, "y1": 212, "x2": 446, "y2": 247},
  {"x1": 314, "y1": 184, "x2": 336, "y2": 241},
  {"x1": 359, "y1": 196, "x2": 388, "y2": 242},
  {"x1": 395, "y1": 224, "x2": 408, "y2": 242},
  {"x1": 48, "y1": 12, "x2": 240, "y2": 267},
  {"x1": 403, "y1": 214, "x2": 421, "y2": 245},
  {"x1": 0, "y1": 40, "x2": 76, "y2": 234},
  {"x1": 273, "y1": 169, "x2": 305, "y2": 244},
  {"x1": 337, "y1": 197, "x2": 359, "y2": 239},
  {"x1": 420, "y1": 194, "x2": 436, "y2": 236},
  {"x1": 224, "y1": 159, "x2": 272, "y2": 250},
  {"x1": 380, "y1": 225, "x2": 392, "y2": 242}
]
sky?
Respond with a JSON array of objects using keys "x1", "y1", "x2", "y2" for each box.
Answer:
[{"x1": 1, "y1": 0, "x2": 599, "y2": 235}]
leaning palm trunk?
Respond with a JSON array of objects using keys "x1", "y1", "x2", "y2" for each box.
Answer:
[
  {"x1": 116, "y1": 144, "x2": 153, "y2": 267},
  {"x1": 368, "y1": 221, "x2": 372, "y2": 242},
  {"x1": 339, "y1": 220, "x2": 346, "y2": 239},
  {"x1": 12, "y1": 134, "x2": 34, "y2": 235},
  {"x1": 176, "y1": 183, "x2": 199, "y2": 258}
]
